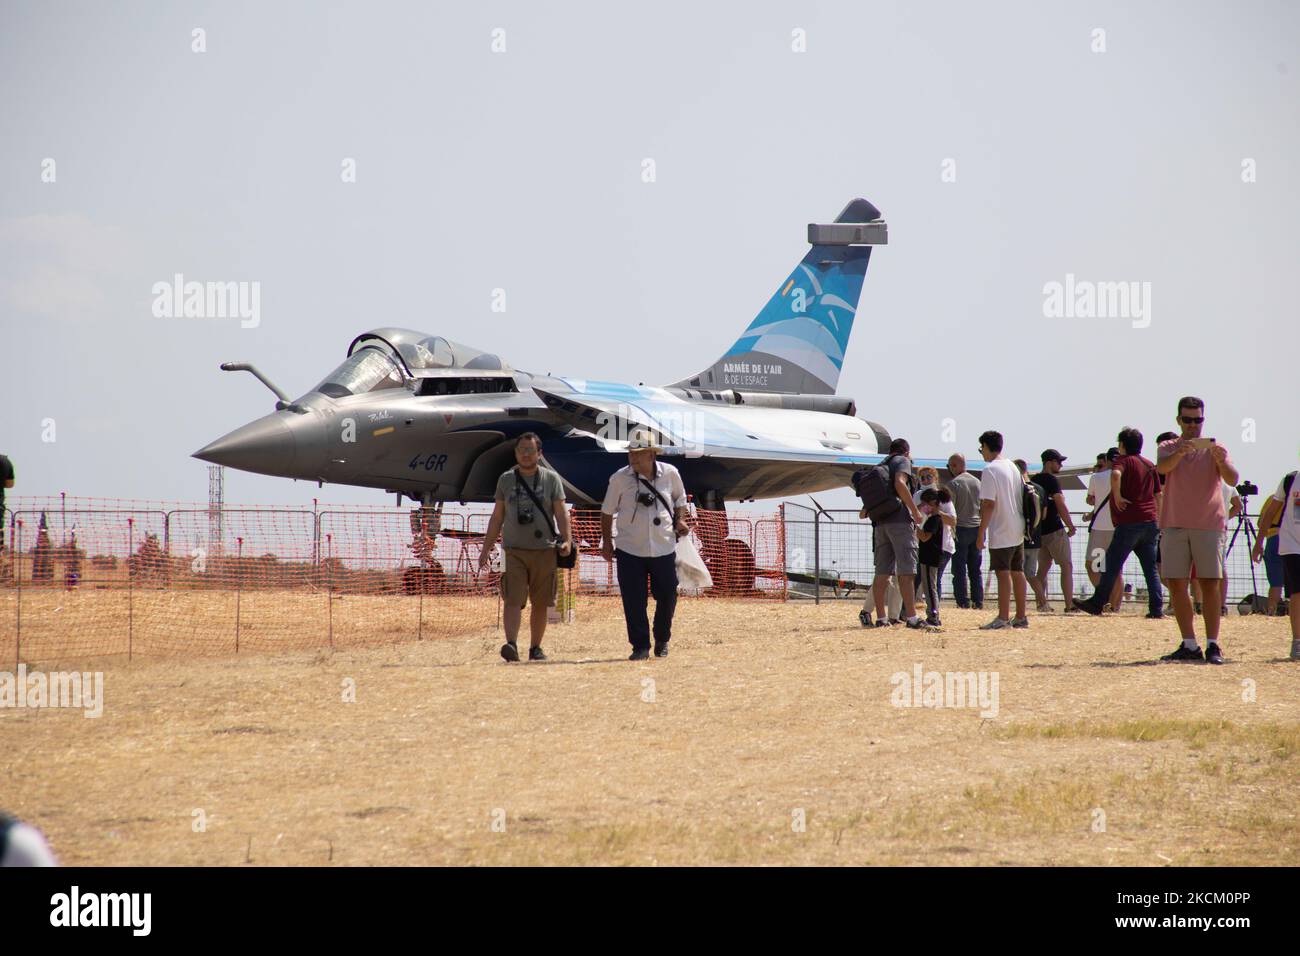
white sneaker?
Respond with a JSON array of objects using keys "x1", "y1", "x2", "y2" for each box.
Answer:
[{"x1": 980, "y1": 617, "x2": 1012, "y2": 630}]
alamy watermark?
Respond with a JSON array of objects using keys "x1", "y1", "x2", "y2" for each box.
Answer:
[
  {"x1": 151, "y1": 274, "x2": 261, "y2": 328},
  {"x1": 1, "y1": 664, "x2": 103, "y2": 718},
  {"x1": 1042, "y1": 273, "x2": 1151, "y2": 329},
  {"x1": 890, "y1": 664, "x2": 999, "y2": 718}
]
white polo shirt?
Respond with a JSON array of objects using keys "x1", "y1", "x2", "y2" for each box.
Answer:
[{"x1": 602, "y1": 460, "x2": 688, "y2": 559}]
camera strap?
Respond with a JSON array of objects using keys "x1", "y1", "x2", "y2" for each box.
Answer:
[
  {"x1": 515, "y1": 468, "x2": 558, "y2": 543},
  {"x1": 636, "y1": 472, "x2": 674, "y2": 518}
]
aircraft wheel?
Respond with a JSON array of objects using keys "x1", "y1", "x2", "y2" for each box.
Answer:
[
  {"x1": 709, "y1": 538, "x2": 756, "y2": 595},
  {"x1": 403, "y1": 561, "x2": 446, "y2": 595}
]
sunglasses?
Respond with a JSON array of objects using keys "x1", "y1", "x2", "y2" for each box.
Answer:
[{"x1": 1180, "y1": 416, "x2": 1205, "y2": 424}]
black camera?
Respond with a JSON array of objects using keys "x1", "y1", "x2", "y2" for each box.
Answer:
[
  {"x1": 636, "y1": 491, "x2": 657, "y2": 507},
  {"x1": 1237, "y1": 481, "x2": 1258, "y2": 497},
  {"x1": 516, "y1": 508, "x2": 534, "y2": 525}
]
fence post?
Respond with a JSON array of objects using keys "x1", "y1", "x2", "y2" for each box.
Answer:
[
  {"x1": 778, "y1": 506, "x2": 788, "y2": 602},
  {"x1": 235, "y1": 536, "x2": 242, "y2": 654},
  {"x1": 327, "y1": 533, "x2": 333, "y2": 649},
  {"x1": 13, "y1": 518, "x2": 22, "y2": 670},
  {"x1": 127, "y1": 518, "x2": 134, "y2": 661},
  {"x1": 312, "y1": 498, "x2": 320, "y2": 582},
  {"x1": 813, "y1": 510, "x2": 821, "y2": 605}
]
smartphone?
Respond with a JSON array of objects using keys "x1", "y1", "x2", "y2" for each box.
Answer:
[{"x1": 1187, "y1": 437, "x2": 1216, "y2": 449}]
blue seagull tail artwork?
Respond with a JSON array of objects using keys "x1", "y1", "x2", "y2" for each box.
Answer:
[{"x1": 672, "y1": 198, "x2": 886, "y2": 396}]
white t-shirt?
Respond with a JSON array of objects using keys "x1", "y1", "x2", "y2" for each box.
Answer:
[
  {"x1": 940, "y1": 501, "x2": 957, "y2": 554},
  {"x1": 979, "y1": 457, "x2": 1025, "y2": 550},
  {"x1": 1087, "y1": 470, "x2": 1114, "y2": 532},
  {"x1": 1271, "y1": 475, "x2": 1300, "y2": 556}
]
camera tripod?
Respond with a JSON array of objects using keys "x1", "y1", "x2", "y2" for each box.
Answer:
[{"x1": 1223, "y1": 491, "x2": 1261, "y2": 610}]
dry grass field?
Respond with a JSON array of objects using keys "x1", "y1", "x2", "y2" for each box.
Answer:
[{"x1": 2, "y1": 592, "x2": 1298, "y2": 866}]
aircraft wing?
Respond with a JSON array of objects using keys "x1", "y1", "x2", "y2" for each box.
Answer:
[{"x1": 534, "y1": 385, "x2": 1088, "y2": 495}]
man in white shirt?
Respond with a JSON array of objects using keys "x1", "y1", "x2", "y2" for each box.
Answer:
[
  {"x1": 974, "y1": 430, "x2": 1028, "y2": 629},
  {"x1": 601, "y1": 429, "x2": 690, "y2": 660},
  {"x1": 1085, "y1": 447, "x2": 1124, "y2": 612}
]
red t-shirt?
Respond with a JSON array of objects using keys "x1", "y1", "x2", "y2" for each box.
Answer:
[{"x1": 1110, "y1": 454, "x2": 1159, "y2": 525}]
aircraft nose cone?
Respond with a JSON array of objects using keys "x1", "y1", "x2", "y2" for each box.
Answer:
[{"x1": 193, "y1": 414, "x2": 296, "y2": 474}]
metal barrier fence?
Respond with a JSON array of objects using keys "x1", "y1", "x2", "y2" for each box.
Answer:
[
  {"x1": 782, "y1": 507, "x2": 1272, "y2": 607},
  {"x1": 2, "y1": 495, "x2": 1272, "y2": 664},
  {"x1": 1, "y1": 496, "x2": 786, "y2": 665}
]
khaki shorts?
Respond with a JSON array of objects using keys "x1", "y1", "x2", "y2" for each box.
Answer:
[
  {"x1": 1039, "y1": 528, "x2": 1073, "y2": 571},
  {"x1": 502, "y1": 547, "x2": 557, "y2": 609},
  {"x1": 1086, "y1": 530, "x2": 1113, "y2": 573},
  {"x1": 1160, "y1": 528, "x2": 1224, "y2": 580},
  {"x1": 873, "y1": 521, "x2": 918, "y2": 577}
]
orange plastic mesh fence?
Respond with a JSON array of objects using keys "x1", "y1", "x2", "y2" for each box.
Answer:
[{"x1": 1, "y1": 496, "x2": 787, "y2": 665}]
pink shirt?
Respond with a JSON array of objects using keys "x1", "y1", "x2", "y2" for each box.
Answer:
[{"x1": 1156, "y1": 439, "x2": 1231, "y2": 531}]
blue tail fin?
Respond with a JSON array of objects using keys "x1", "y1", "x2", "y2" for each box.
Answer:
[{"x1": 672, "y1": 198, "x2": 886, "y2": 395}]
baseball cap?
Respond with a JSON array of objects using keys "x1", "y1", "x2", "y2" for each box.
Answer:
[{"x1": 1041, "y1": 449, "x2": 1067, "y2": 464}]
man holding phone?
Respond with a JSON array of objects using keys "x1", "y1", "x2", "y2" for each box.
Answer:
[{"x1": 1156, "y1": 397, "x2": 1238, "y2": 664}]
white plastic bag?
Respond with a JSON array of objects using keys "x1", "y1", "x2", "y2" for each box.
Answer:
[{"x1": 675, "y1": 536, "x2": 713, "y2": 591}]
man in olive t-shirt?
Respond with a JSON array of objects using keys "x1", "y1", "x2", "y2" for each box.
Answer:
[{"x1": 478, "y1": 434, "x2": 572, "y2": 662}]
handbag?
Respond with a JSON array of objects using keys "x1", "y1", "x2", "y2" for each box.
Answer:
[{"x1": 515, "y1": 469, "x2": 577, "y2": 569}]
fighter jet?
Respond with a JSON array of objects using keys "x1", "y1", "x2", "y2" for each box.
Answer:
[{"x1": 195, "y1": 198, "x2": 1080, "y2": 525}]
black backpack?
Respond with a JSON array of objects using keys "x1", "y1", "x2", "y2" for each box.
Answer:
[
  {"x1": 1022, "y1": 480, "x2": 1045, "y2": 542},
  {"x1": 853, "y1": 456, "x2": 905, "y2": 521}
]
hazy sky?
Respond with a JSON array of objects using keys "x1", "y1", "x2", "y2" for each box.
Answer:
[{"x1": 2, "y1": 0, "x2": 1297, "y2": 515}]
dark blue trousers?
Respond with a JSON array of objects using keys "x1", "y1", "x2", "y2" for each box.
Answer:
[
  {"x1": 951, "y1": 526, "x2": 984, "y2": 607},
  {"x1": 1092, "y1": 520, "x2": 1163, "y2": 615},
  {"x1": 615, "y1": 549, "x2": 678, "y2": 650}
]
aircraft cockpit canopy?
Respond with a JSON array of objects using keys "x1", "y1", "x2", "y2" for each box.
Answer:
[{"x1": 315, "y1": 328, "x2": 514, "y2": 398}]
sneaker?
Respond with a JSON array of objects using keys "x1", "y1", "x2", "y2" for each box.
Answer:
[
  {"x1": 972, "y1": 602, "x2": 984, "y2": 610},
  {"x1": 528, "y1": 646, "x2": 547, "y2": 662},
  {"x1": 1205, "y1": 642, "x2": 1224, "y2": 665},
  {"x1": 980, "y1": 617, "x2": 1012, "y2": 630},
  {"x1": 873, "y1": 620, "x2": 891, "y2": 628},
  {"x1": 628, "y1": 647, "x2": 650, "y2": 661},
  {"x1": 1160, "y1": 644, "x2": 1204, "y2": 663},
  {"x1": 956, "y1": 601, "x2": 971, "y2": 609},
  {"x1": 859, "y1": 609, "x2": 872, "y2": 628},
  {"x1": 654, "y1": 642, "x2": 669, "y2": 658},
  {"x1": 904, "y1": 617, "x2": 927, "y2": 630},
  {"x1": 1145, "y1": 610, "x2": 1165, "y2": 619},
  {"x1": 925, "y1": 614, "x2": 942, "y2": 627},
  {"x1": 888, "y1": 618, "x2": 902, "y2": 626},
  {"x1": 500, "y1": 642, "x2": 520, "y2": 662},
  {"x1": 1011, "y1": 616, "x2": 1030, "y2": 628},
  {"x1": 1072, "y1": 597, "x2": 1103, "y2": 616}
]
